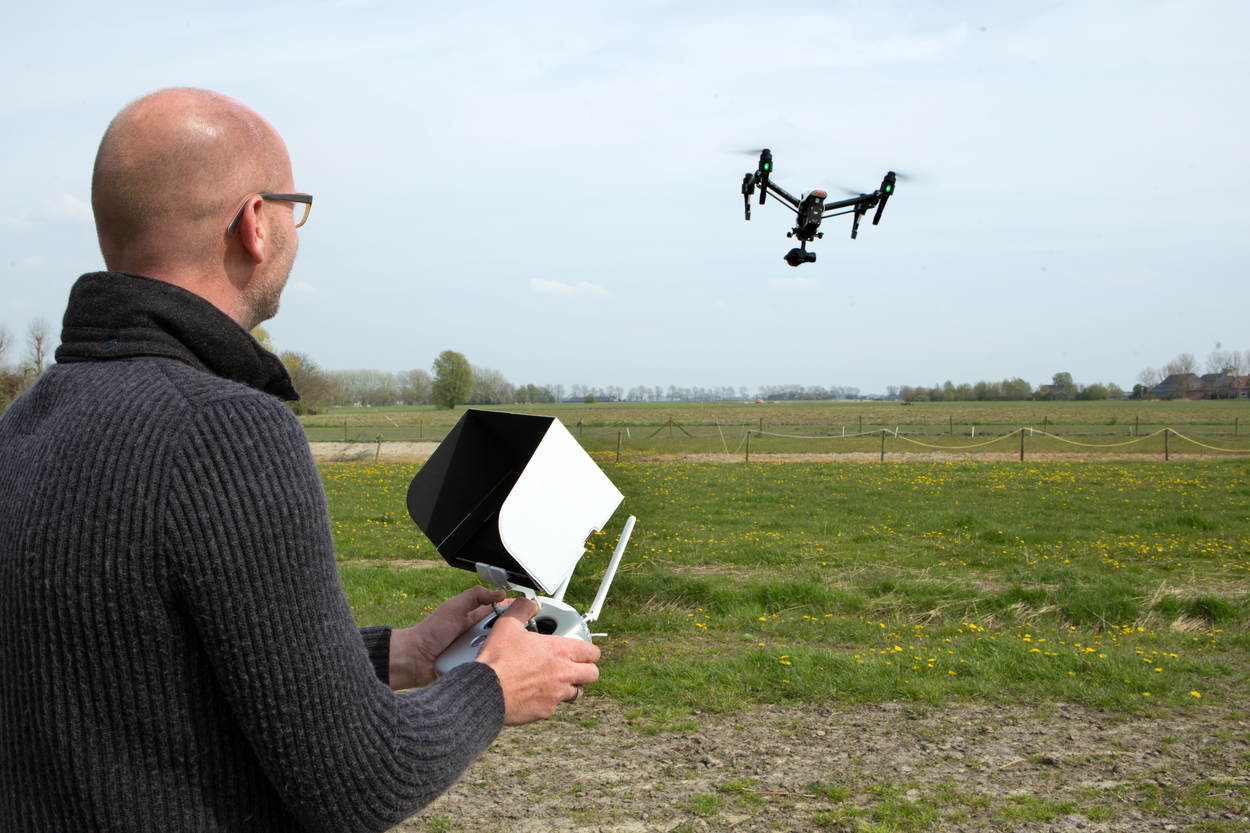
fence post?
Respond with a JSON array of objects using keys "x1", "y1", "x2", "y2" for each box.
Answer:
[
  {"x1": 1043, "y1": 415, "x2": 1048, "y2": 432},
  {"x1": 745, "y1": 430, "x2": 752, "y2": 463},
  {"x1": 859, "y1": 415, "x2": 864, "y2": 434},
  {"x1": 1019, "y1": 427, "x2": 1025, "y2": 461},
  {"x1": 949, "y1": 415, "x2": 953, "y2": 436},
  {"x1": 759, "y1": 416, "x2": 763, "y2": 433},
  {"x1": 1236, "y1": 417, "x2": 1240, "y2": 438},
  {"x1": 1164, "y1": 428, "x2": 1170, "y2": 461},
  {"x1": 344, "y1": 420, "x2": 348, "y2": 442},
  {"x1": 375, "y1": 434, "x2": 383, "y2": 462},
  {"x1": 1135, "y1": 415, "x2": 1139, "y2": 437},
  {"x1": 879, "y1": 428, "x2": 886, "y2": 462},
  {"x1": 418, "y1": 420, "x2": 422, "y2": 441},
  {"x1": 616, "y1": 430, "x2": 622, "y2": 463}
]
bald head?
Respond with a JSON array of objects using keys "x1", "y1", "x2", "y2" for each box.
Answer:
[{"x1": 92, "y1": 88, "x2": 292, "y2": 275}]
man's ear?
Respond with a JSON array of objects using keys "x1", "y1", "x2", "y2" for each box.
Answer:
[{"x1": 233, "y1": 195, "x2": 268, "y2": 264}]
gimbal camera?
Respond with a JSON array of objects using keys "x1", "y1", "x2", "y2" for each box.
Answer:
[{"x1": 740, "y1": 149, "x2": 901, "y2": 266}]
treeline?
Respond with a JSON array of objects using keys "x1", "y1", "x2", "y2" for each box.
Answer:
[
  {"x1": 894, "y1": 373, "x2": 1123, "y2": 403},
  {"x1": 0, "y1": 319, "x2": 53, "y2": 411},
  {"x1": 758, "y1": 385, "x2": 861, "y2": 401}
]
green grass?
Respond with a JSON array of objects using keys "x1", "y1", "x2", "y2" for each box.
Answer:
[
  {"x1": 326, "y1": 458, "x2": 1250, "y2": 714},
  {"x1": 301, "y1": 400, "x2": 1250, "y2": 457}
]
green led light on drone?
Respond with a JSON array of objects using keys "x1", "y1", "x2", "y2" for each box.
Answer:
[
  {"x1": 763, "y1": 162, "x2": 771, "y2": 171},
  {"x1": 884, "y1": 183, "x2": 893, "y2": 193}
]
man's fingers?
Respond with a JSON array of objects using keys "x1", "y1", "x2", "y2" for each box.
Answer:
[
  {"x1": 495, "y1": 596, "x2": 539, "y2": 623},
  {"x1": 569, "y1": 658, "x2": 600, "y2": 686},
  {"x1": 561, "y1": 637, "x2": 601, "y2": 665},
  {"x1": 466, "y1": 586, "x2": 506, "y2": 607}
]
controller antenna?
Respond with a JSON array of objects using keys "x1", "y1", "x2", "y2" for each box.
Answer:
[{"x1": 583, "y1": 516, "x2": 636, "y2": 625}]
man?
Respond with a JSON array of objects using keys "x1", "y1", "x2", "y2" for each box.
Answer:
[{"x1": 0, "y1": 88, "x2": 599, "y2": 832}]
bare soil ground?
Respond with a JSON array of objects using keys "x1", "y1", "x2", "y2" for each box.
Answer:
[{"x1": 402, "y1": 699, "x2": 1249, "y2": 833}]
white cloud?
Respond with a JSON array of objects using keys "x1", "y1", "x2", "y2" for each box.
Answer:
[
  {"x1": 769, "y1": 277, "x2": 821, "y2": 291},
  {"x1": 528, "y1": 278, "x2": 607, "y2": 297}
]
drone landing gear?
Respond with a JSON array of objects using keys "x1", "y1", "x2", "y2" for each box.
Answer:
[{"x1": 784, "y1": 242, "x2": 817, "y2": 267}]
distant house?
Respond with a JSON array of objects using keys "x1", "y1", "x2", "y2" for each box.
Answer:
[
  {"x1": 1149, "y1": 369, "x2": 1250, "y2": 400},
  {"x1": 1149, "y1": 373, "x2": 1203, "y2": 400},
  {"x1": 1198, "y1": 368, "x2": 1250, "y2": 399}
]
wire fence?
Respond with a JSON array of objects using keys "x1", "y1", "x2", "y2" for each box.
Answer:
[{"x1": 305, "y1": 416, "x2": 1250, "y2": 462}]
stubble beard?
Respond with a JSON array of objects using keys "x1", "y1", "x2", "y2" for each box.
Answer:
[{"x1": 242, "y1": 224, "x2": 297, "y2": 330}]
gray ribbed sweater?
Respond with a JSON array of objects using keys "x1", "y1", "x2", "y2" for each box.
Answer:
[{"x1": 0, "y1": 272, "x2": 504, "y2": 832}]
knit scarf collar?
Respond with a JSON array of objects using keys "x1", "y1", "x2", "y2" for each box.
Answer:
[{"x1": 55, "y1": 271, "x2": 299, "y2": 401}]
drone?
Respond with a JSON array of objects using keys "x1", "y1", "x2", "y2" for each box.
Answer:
[{"x1": 740, "y1": 148, "x2": 900, "y2": 266}]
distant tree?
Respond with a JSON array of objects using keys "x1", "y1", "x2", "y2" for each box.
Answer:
[
  {"x1": 250, "y1": 325, "x2": 275, "y2": 353},
  {"x1": 1137, "y1": 367, "x2": 1162, "y2": 391},
  {"x1": 1163, "y1": 353, "x2": 1197, "y2": 376},
  {"x1": 1048, "y1": 372, "x2": 1076, "y2": 400},
  {"x1": 1106, "y1": 383, "x2": 1124, "y2": 399},
  {"x1": 468, "y1": 365, "x2": 513, "y2": 405},
  {"x1": 24, "y1": 318, "x2": 51, "y2": 378},
  {"x1": 328, "y1": 369, "x2": 399, "y2": 406},
  {"x1": 399, "y1": 369, "x2": 433, "y2": 405},
  {"x1": 1002, "y1": 378, "x2": 1033, "y2": 400},
  {"x1": 515, "y1": 383, "x2": 555, "y2": 404},
  {"x1": 583, "y1": 393, "x2": 597, "y2": 404},
  {"x1": 432, "y1": 350, "x2": 473, "y2": 409},
  {"x1": 0, "y1": 327, "x2": 20, "y2": 411},
  {"x1": 1204, "y1": 345, "x2": 1243, "y2": 375},
  {"x1": 280, "y1": 351, "x2": 338, "y2": 414},
  {"x1": 1075, "y1": 383, "x2": 1108, "y2": 401}
]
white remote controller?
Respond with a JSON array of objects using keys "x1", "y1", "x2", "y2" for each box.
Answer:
[
  {"x1": 434, "y1": 597, "x2": 590, "y2": 676},
  {"x1": 435, "y1": 515, "x2": 636, "y2": 676}
]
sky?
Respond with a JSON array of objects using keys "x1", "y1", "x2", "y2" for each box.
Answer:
[{"x1": 2, "y1": 0, "x2": 1247, "y2": 395}]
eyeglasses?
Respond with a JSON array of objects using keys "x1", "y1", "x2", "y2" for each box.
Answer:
[{"x1": 227, "y1": 192, "x2": 313, "y2": 235}]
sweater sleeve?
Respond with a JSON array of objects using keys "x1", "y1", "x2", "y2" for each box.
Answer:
[
  {"x1": 163, "y1": 394, "x2": 503, "y2": 833},
  {"x1": 359, "y1": 626, "x2": 393, "y2": 685}
]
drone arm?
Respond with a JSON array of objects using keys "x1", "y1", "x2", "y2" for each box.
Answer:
[
  {"x1": 741, "y1": 173, "x2": 756, "y2": 220},
  {"x1": 822, "y1": 193, "x2": 877, "y2": 214},
  {"x1": 872, "y1": 193, "x2": 892, "y2": 225},
  {"x1": 872, "y1": 171, "x2": 897, "y2": 225},
  {"x1": 762, "y1": 180, "x2": 802, "y2": 213}
]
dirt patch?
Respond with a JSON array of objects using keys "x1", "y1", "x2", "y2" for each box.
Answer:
[
  {"x1": 311, "y1": 442, "x2": 439, "y2": 462},
  {"x1": 403, "y1": 699, "x2": 1248, "y2": 832},
  {"x1": 339, "y1": 558, "x2": 442, "y2": 570}
]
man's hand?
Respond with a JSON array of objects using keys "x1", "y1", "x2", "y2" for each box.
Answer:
[
  {"x1": 474, "y1": 598, "x2": 601, "y2": 726},
  {"x1": 388, "y1": 586, "x2": 505, "y2": 690}
]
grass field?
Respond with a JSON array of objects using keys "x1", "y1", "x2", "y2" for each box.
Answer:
[
  {"x1": 326, "y1": 458, "x2": 1250, "y2": 724},
  {"x1": 303, "y1": 400, "x2": 1250, "y2": 458}
]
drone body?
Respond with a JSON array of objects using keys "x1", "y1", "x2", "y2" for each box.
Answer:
[{"x1": 740, "y1": 149, "x2": 898, "y2": 266}]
